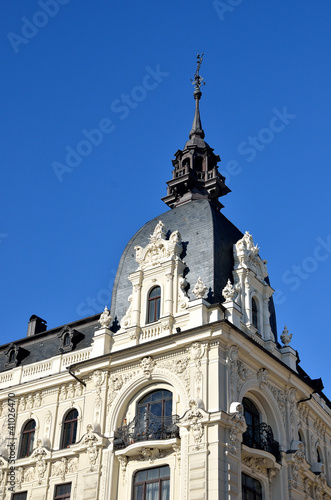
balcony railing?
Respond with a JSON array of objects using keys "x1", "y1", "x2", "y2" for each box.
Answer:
[
  {"x1": 113, "y1": 411, "x2": 180, "y2": 450},
  {"x1": 243, "y1": 423, "x2": 281, "y2": 462}
]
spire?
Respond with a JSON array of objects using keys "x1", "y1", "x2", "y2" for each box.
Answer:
[
  {"x1": 162, "y1": 54, "x2": 230, "y2": 211},
  {"x1": 189, "y1": 53, "x2": 205, "y2": 140}
]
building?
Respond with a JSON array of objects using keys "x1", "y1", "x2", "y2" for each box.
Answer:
[{"x1": 0, "y1": 56, "x2": 331, "y2": 500}]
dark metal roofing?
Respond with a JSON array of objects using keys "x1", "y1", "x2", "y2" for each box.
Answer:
[{"x1": 0, "y1": 315, "x2": 99, "y2": 372}]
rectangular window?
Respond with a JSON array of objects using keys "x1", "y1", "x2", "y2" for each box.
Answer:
[
  {"x1": 54, "y1": 483, "x2": 72, "y2": 500},
  {"x1": 242, "y1": 473, "x2": 262, "y2": 500},
  {"x1": 134, "y1": 466, "x2": 170, "y2": 500},
  {"x1": 12, "y1": 494, "x2": 27, "y2": 500}
]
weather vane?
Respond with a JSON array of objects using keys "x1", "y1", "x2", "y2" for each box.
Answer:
[{"x1": 191, "y1": 53, "x2": 205, "y2": 94}]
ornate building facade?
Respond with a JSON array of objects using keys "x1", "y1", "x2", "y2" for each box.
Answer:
[{"x1": 0, "y1": 56, "x2": 330, "y2": 500}]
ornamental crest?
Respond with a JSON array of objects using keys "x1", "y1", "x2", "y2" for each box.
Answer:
[
  {"x1": 234, "y1": 231, "x2": 268, "y2": 281},
  {"x1": 134, "y1": 221, "x2": 182, "y2": 270}
]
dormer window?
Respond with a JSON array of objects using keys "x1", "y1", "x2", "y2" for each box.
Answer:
[
  {"x1": 4, "y1": 343, "x2": 21, "y2": 368},
  {"x1": 147, "y1": 286, "x2": 161, "y2": 323},
  {"x1": 9, "y1": 350, "x2": 16, "y2": 363},
  {"x1": 63, "y1": 333, "x2": 70, "y2": 347},
  {"x1": 58, "y1": 326, "x2": 80, "y2": 353}
]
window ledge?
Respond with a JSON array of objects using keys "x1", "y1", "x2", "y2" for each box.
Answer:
[{"x1": 114, "y1": 437, "x2": 180, "y2": 457}]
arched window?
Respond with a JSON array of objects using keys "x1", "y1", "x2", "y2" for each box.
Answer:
[
  {"x1": 9, "y1": 350, "x2": 16, "y2": 363},
  {"x1": 137, "y1": 389, "x2": 173, "y2": 441},
  {"x1": 243, "y1": 397, "x2": 260, "y2": 448},
  {"x1": 147, "y1": 286, "x2": 161, "y2": 323},
  {"x1": 252, "y1": 298, "x2": 258, "y2": 329},
  {"x1": 60, "y1": 409, "x2": 78, "y2": 448},
  {"x1": 133, "y1": 465, "x2": 170, "y2": 500},
  {"x1": 63, "y1": 333, "x2": 70, "y2": 347},
  {"x1": 19, "y1": 420, "x2": 36, "y2": 458},
  {"x1": 242, "y1": 473, "x2": 262, "y2": 500},
  {"x1": 317, "y1": 447, "x2": 323, "y2": 463}
]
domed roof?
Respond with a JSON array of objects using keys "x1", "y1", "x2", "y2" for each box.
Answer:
[{"x1": 110, "y1": 199, "x2": 278, "y2": 342}]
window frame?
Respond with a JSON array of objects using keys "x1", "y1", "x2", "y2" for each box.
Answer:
[
  {"x1": 18, "y1": 419, "x2": 36, "y2": 459},
  {"x1": 60, "y1": 409, "x2": 78, "y2": 449},
  {"x1": 53, "y1": 483, "x2": 72, "y2": 500},
  {"x1": 147, "y1": 286, "x2": 161, "y2": 324},
  {"x1": 136, "y1": 389, "x2": 173, "y2": 441},
  {"x1": 12, "y1": 493, "x2": 28, "y2": 500},
  {"x1": 133, "y1": 465, "x2": 170, "y2": 500},
  {"x1": 242, "y1": 472, "x2": 262, "y2": 500}
]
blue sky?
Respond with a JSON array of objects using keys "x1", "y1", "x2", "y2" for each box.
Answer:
[{"x1": 1, "y1": 1, "x2": 331, "y2": 397}]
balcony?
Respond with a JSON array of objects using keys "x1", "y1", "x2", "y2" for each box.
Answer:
[
  {"x1": 243, "y1": 423, "x2": 281, "y2": 463},
  {"x1": 113, "y1": 411, "x2": 180, "y2": 450}
]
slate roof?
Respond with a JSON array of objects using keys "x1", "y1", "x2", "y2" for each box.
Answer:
[
  {"x1": 0, "y1": 315, "x2": 99, "y2": 372},
  {"x1": 110, "y1": 198, "x2": 277, "y2": 341}
]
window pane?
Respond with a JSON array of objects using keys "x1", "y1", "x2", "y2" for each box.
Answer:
[
  {"x1": 136, "y1": 470, "x2": 148, "y2": 482},
  {"x1": 146, "y1": 481, "x2": 159, "y2": 500},
  {"x1": 161, "y1": 479, "x2": 170, "y2": 500},
  {"x1": 159, "y1": 466, "x2": 170, "y2": 478},
  {"x1": 12, "y1": 494, "x2": 27, "y2": 500},
  {"x1": 54, "y1": 482, "x2": 72, "y2": 499},
  {"x1": 150, "y1": 402, "x2": 162, "y2": 417},
  {"x1": 134, "y1": 467, "x2": 170, "y2": 500},
  {"x1": 134, "y1": 484, "x2": 144, "y2": 500},
  {"x1": 147, "y1": 467, "x2": 160, "y2": 480}
]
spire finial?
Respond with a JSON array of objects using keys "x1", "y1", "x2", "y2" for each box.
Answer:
[
  {"x1": 189, "y1": 53, "x2": 205, "y2": 139},
  {"x1": 191, "y1": 53, "x2": 205, "y2": 98}
]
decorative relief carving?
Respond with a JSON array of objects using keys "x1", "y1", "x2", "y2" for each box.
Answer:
[
  {"x1": 31, "y1": 440, "x2": 47, "y2": 485},
  {"x1": 190, "y1": 342, "x2": 204, "y2": 369},
  {"x1": 192, "y1": 277, "x2": 207, "y2": 299},
  {"x1": 134, "y1": 221, "x2": 183, "y2": 270},
  {"x1": 222, "y1": 279, "x2": 241, "y2": 303},
  {"x1": 140, "y1": 447, "x2": 166, "y2": 463},
  {"x1": 178, "y1": 275, "x2": 189, "y2": 310},
  {"x1": 140, "y1": 357, "x2": 155, "y2": 378},
  {"x1": 121, "y1": 295, "x2": 132, "y2": 329},
  {"x1": 243, "y1": 457, "x2": 268, "y2": 474},
  {"x1": 117, "y1": 455, "x2": 128, "y2": 479},
  {"x1": 16, "y1": 466, "x2": 23, "y2": 490},
  {"x1": 181, "y1": 399, "x2": 208, "y2": 451},
  {"x1": 158, "y1": 355, "x2": 190, "y2": 395},
  {"x1": 229, "y1": 411, "x2": 246, "y2": 454},
  {"x1": 58, "y1": 382, "x2": 83, "y2": 402},
  {"x1": 24, "y1": 466, "x2": 35, "y2": 483},
  {"x1": 107, "y1": 371, "x2": 139, "y2": 412},
  {"x1": 44, "y1": 410, "x2": 52, "y2": 439},
  {"x1": 98, "y1": 306, "x2": 113, "y2": 328},
  {"x1": 67, "y1": 457, "x2": 79, "y2": 473},
  {"x1": 172, "y1": 443, "x2": 181, "y2": 468},
  {"x1": 234, "y1": 231, "x2": 268, "y2": 282},
  {"x1": 257, "y1": 368, "x2": 269, "y2": 389},
  {"x1": 82, "y1": 424, "x2": 99, "y2": 471},
  {"x1": 190, "y1": 342, "x2": 205, "y2": 398},
  {"x1": 51, "y1": 458, "x2": 67, "y2": 481},
  {"x1": 93, "y1": 370, "x2": 105, "y2": 387}
]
